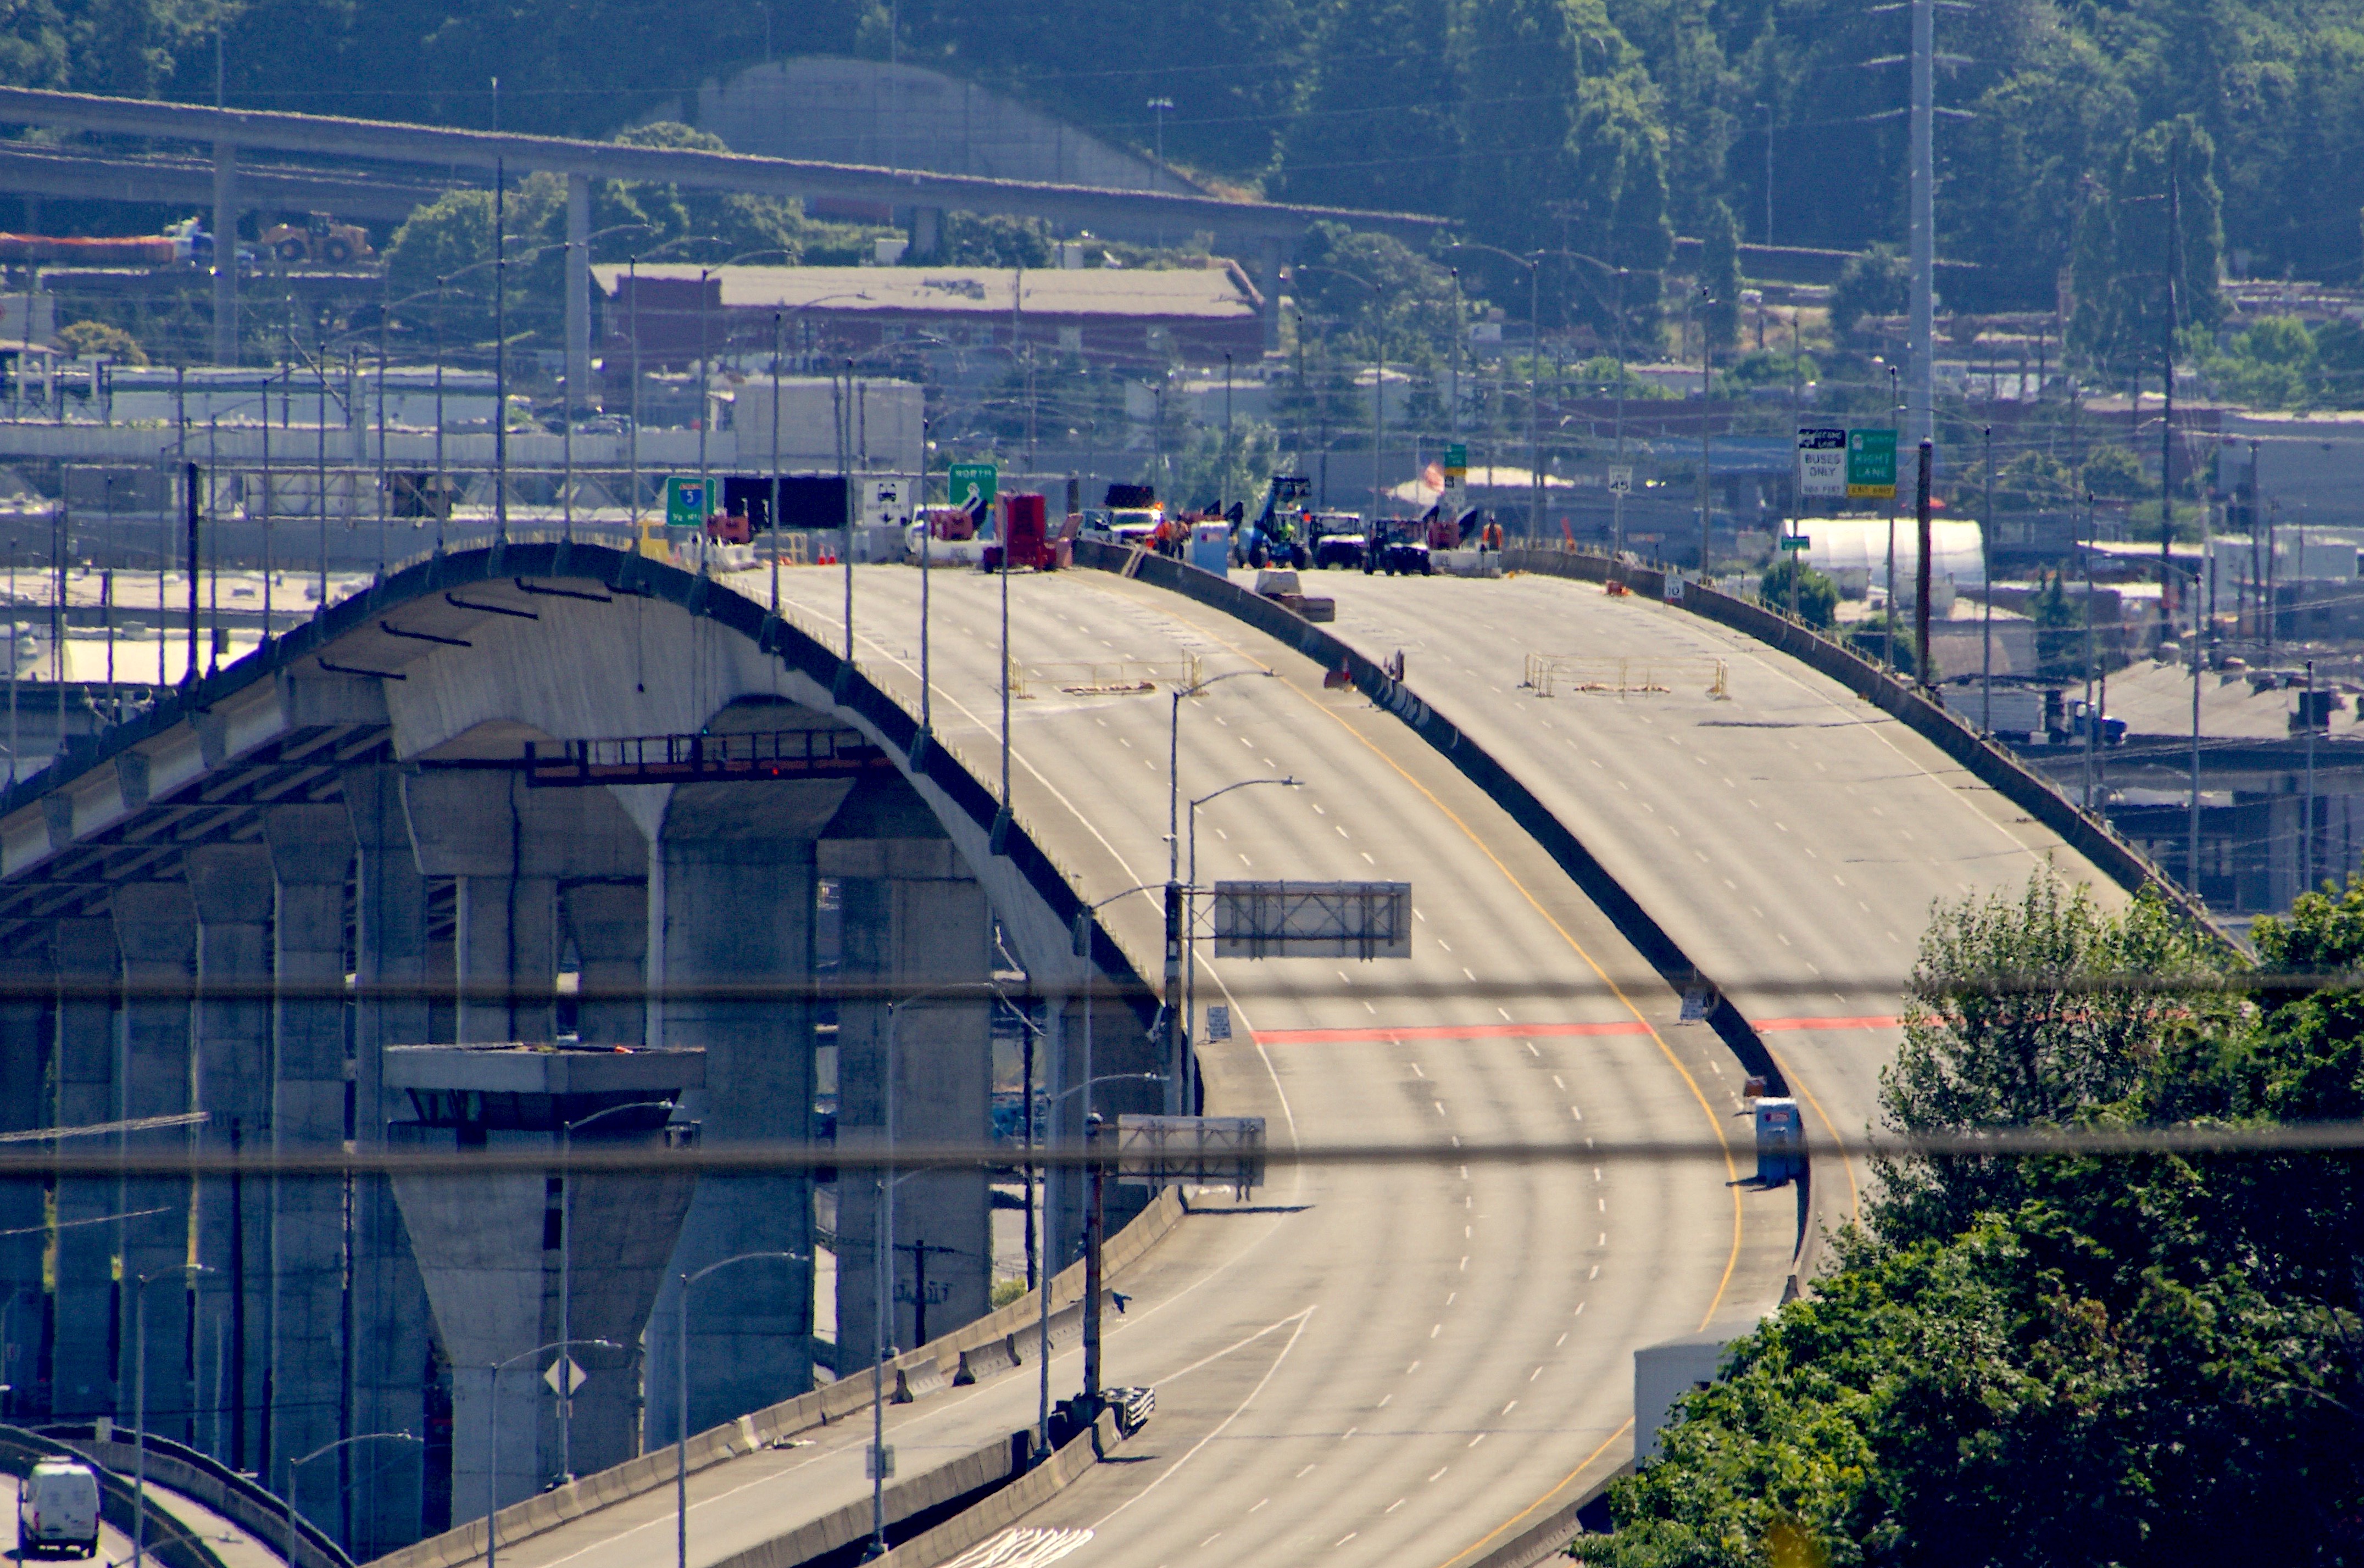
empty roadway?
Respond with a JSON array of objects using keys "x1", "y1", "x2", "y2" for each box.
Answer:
[
  {"x1": 1267, "y1": 565, "x2": 2131, "y2": 1237},
  {"x1": 486, "y1": 558, "x2": 1795, "y2": 1568}
]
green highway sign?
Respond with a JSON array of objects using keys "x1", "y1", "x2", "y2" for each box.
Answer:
[
  {"x1": 948, "y1": 462, "x2": 998, "y2": 515},
  {"x1": 1846, "y1": 429, "x2": 1898, "y2": 499},
  {"x1": 664, "y1": 476, "x2": 710, "y2": 527},
  {"x1": 1779, "y1": 535, "x2": 1811, "y2": 550}
]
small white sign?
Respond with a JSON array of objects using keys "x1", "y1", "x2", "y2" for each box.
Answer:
[
  {"x1": 1205, "y1": 1005, "x2": 1232, "y2": 1042},
  {"x1": 1606, "y1": 465, "x2": 1634, "y2": 496},
  {"x1": 1662, "y1": 574, "x2": 1684, "y2": 602},
  {"x1": 866, "y1": 478, "x2": 908, "y2": 528},
  {"x1": 866, "y1": 1444, "x2": 896, "y2": 1480},
  {"x1": 544, "y1": 1357, "x2": 587, "y2": 1396}
]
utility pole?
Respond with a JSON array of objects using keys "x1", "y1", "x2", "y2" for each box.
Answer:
[
  {"x1": 1907, "y1": 0, "x2": 1936, "y2": 457},
  {"x1": 1697, "y1": 285, "x2": 1713, "y2": 578},
  {"x1": 2160, "y1": 152, "x2": 2183, "y2": 651}
]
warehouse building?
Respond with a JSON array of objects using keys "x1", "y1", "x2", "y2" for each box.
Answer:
[{"x1": 597, "y1": 260, "x2": 1266, "y2": 377}]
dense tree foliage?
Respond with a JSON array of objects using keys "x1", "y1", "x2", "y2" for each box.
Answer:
[
  {"x1": 1595, "y1": 875, "x2": 2364, "y2": 1567},
  {"x1": 17, "y1": 1, "x2": 2364, "y2": 320}
]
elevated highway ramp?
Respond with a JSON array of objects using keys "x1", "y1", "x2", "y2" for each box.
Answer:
[
  {"x1": 1188, "y1": 563, "x2": 2135, "y2": 1238},
  {"x1": 685, "y1": 562, "x2": 1800, "y2": 1565}
]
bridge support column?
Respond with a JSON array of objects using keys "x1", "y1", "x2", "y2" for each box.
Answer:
[
  {"x1": 48, "y1": 918, "x2": 118, "y2": 1420},
  {"x1": 909, "y1": 205, "x2": 944, "y2": 260},
  {"x1": 405, "y1": 773, "x2": 645, "y2": 1046},
  {"x1": 110, "y1": 883, "x2": 198, "y2": 1443},
  {"x1": 827, "y1": 778, "x2": 993, "y2": 1370},
  {"x1": 264, "y1": 805, "x2": 358, "y2": 1498},
  {"x1": 565, "y1": 174, "x2": 593, "y2": 414},
  {"x1": 386, "y1": 1048, "x2": 697, "y2": 1518},
  {"x1": 186, "y1": 845, "x2": 274, "y2": 1471},
  {"x1": 0, "y1": 946, "x2": 48, "y2": 1418},
  {"x1": 1258, "y1": 236, "x2": 1284, "y2": 354},
  {"x1": 643, "y1": 775, "x2": 847, "y2": 1445},
  {"x1": 560, "y1": 881, "x2": 644, "y2": 1046},
  {"x1": 212, "y1": 143, "x2": 239, "y2": 366},
  {"x1": 345, "y1": 768, "x2": 435, "y2": 1554}
]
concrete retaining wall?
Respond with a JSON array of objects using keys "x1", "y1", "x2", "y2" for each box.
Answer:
[
  {"x1": 41, "y1": 1426, "x2": 352, "y2": 1568},
  {"x1": 366, "y1": 1187, "x2": 1184, "y2": 1568},
  {"x1": 0, "y1": 1424, "x2": 230, "y2": 1568}
]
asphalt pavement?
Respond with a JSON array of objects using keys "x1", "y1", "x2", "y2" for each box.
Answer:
[
  {"x1": 1285, "y1": 565, "x2": 2129, "y2": 1245},
  {"x1": 478, "y1": 560, "x2": 1794, "y2": 1568}
]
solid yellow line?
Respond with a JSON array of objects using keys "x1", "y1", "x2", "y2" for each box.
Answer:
[
  {"x1": 1761, "y1": 1038, "x2": 1861, "y2": 1222},
  {"x1": 1121, "y1": 591, "x2": 1746, "y2": 1568}
]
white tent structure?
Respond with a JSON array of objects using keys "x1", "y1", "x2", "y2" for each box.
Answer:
[{"x1": 1796, "y1": 516, "x2": 1986, "y2": 594}]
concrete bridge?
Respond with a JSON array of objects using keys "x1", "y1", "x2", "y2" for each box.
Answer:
[{"x1": 0, "y1": 534, "x2": 2149, "y2": 1566}]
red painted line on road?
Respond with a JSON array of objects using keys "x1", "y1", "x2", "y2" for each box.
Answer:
[
  {"x1": 1253, "y1": 1021, "x2": 1650, "y2": 1045},
  {"x1": 1254, "y1": 1015, "x2": 1903, "y2": 1044},
  {"x1": 1754, "y1": 1015, "x2": 1900, "y2": 1032}
]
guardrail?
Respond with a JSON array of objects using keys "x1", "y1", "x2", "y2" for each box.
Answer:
[{"x1": 1498, "y1": 547, "x2": 2231, "y2": 945}]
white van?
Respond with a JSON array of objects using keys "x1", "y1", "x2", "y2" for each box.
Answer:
[{"x1": 16, "y1": 1458, "x2": 101, "y2": 1559}]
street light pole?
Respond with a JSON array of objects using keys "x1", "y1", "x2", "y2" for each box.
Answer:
[
  {"x1": 1184, "y1": 778, "x2": 1298, "y2": 1059},
  {"x1": 558, "y1": 1100, "x2": 674, "y2": 1483},
  {"x1": 1163, "y1": 667, "x2": 1271, "y2": 1113},
  {"x1": 135, "y1": 1263, "x2": 214, "y2": 1568},
  {"x1": 675, "y1": 1254, "x2": 803, "y2": 1568},
  {"x1": 487, "y1": 1338, "x2": 617, "y2": 1568},
  {"x1": 287, "y1": 1431, "x2": 422, "y2": 1567}
]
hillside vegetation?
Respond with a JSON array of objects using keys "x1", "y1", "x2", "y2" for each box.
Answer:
[{"x1": 12, "y1": 1, "x2": 2364, "y2": 317}]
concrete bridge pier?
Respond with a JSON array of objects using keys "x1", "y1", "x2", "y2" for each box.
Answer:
[
  {"x1": 345, "y1": 768, "x2": 436, "y2": 1554},
  {"x1": 386, "y1": 1046, "x2": 701, "y2": 1514},
  {"x1": 49, "y1": 917, "x2": 119, "y2": 1420},
  {"x1": 827, "y1": 777, "x2": 994, "y2": 1371},
  {"x1": 642, "y1": 772, "x2": 845, "y2": 1444},
  {"x1": 559, "y1": 881, "x2": 645, "y2": 1047},
  {"x1": 109, "y1": 882, "x2": 198, "y2": 1443},
  {"x1": 0, "y1": 947, "x2": 48, "y2": 1417},
  {"x1": 186, "y1": 844, "x2": 274, "y2": 1470},
  {"x1": 264, "y1": 804, "x2": 359, "y2": 1495}
]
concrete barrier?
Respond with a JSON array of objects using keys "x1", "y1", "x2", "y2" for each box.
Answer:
[
  {"x1": 365, "y1": 1186, "x2": 1185, "y2": 1568},
  {"x1": 1497, "y1": 547, "x2": 2230, "y2": 944},
  {"x1": 38, "y1": 1426, "x2": 353, "y2": 1568},
  {"x1": 0, "y1": 1425, "x2": 232, "y2": 1568},
  {"x1": 1073, "y1": 542, "x2": 1794, "y2": 1102},
  {"x1": 704, "y1": 1431, "x2": 1029, "y2": 1568},
  {"x1": 870, "y1": 1409, "x2": 1123, "y2": 1568}
]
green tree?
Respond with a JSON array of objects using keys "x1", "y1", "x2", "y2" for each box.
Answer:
[
  {"x1": 1759, "y1": 556, "x2": 1835, "y2": 629},
  {"x1": 1993, "y1": 449, "x2": 2073, "y2": 514},
  {"x1": 2068, "y1": 115, "x2": 2224, "y2": 380},
  {"x1": 2028, "y1": 568, "x2": 2088, "y2": 677},
  {"x1": 2078, "y1": 443, "x2": 2150, "y2": 500},
  {"x1": 56, "y1": 320, "x2": 147, "y2": 365},
  {"x1": 1280, "y1": 0, "x2": 1460, "y2": 216},
  {"x1": 1699, "y1": 197, "x2": 1740, "y2": 351},
  {"x1": 1828, "y1": 244, "x2": 1906, "y2": 337}
]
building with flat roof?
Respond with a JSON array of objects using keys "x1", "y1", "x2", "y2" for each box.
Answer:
[{"x1": 597, "y1": 261, "x2": 1266, "y2": 375}]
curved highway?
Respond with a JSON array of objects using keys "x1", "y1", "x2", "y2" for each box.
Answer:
[
  {"x1": 747, "y1": 561, "x2": 1795, "y2": 1566},
  {"x1": 1239, "y1": 565, "x2": 2129, "y2": 1231}
]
